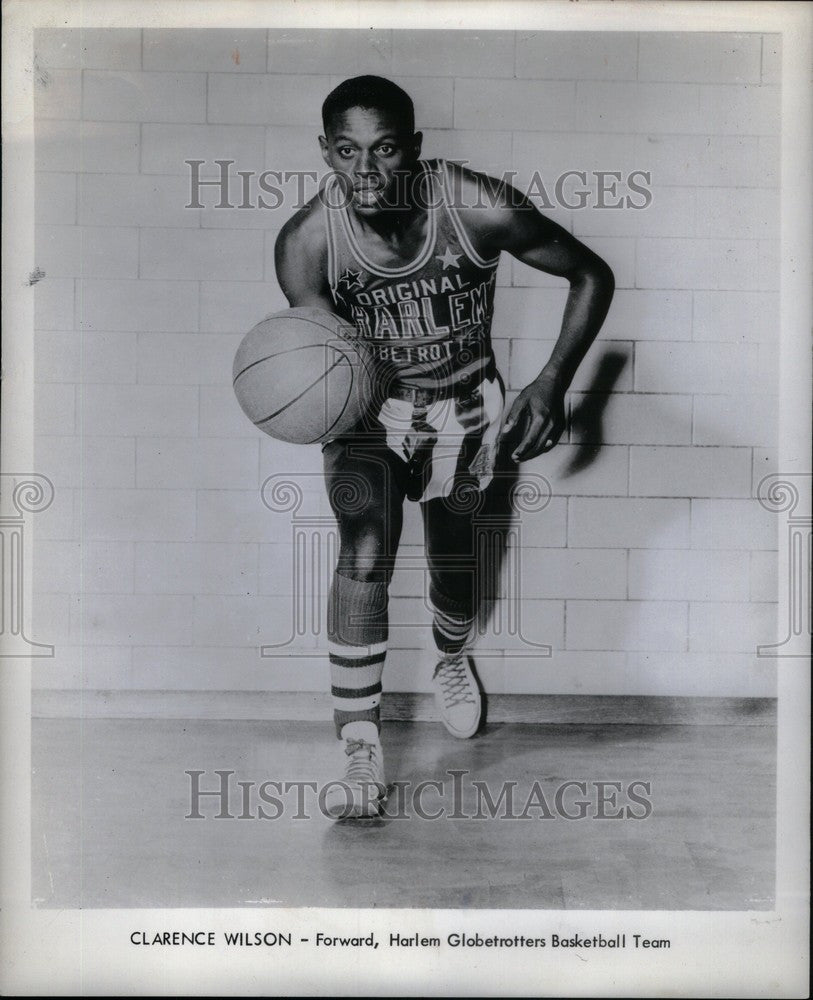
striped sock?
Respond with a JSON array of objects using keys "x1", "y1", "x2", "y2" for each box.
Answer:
[
  {"x1": 430, "y1": 581, "x2": 476, "y2": 660},
  {"x1": 327, "y1": 572, "x2": 388, "y2": 737}
]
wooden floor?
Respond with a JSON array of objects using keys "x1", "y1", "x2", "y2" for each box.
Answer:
[{"x1": 31, "y1": 717, "x2": 776, "y2": 910}]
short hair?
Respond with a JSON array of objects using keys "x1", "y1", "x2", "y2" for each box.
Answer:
[{"x1": 321, "y1": 75, "x2": 415, "y2": 136}]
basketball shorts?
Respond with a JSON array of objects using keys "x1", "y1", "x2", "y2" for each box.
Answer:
[{"x1": 323, "y1": 371, "x2": 506, "y2": 504}]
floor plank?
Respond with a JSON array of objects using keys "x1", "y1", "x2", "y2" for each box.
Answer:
[{"x1": 31, "y1": 718, "x2": 776, "y2": 910}]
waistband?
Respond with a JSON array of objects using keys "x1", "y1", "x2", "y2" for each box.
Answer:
[{"x1": 387, "y1": 358, "x2": 498, "y2": 406}]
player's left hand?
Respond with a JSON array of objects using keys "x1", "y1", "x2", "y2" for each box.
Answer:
[{"x1": 499, "y1": 375, "x2": 566, "y2": 463}]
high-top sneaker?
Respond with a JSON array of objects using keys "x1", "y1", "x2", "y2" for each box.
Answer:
[
  {"x1": 323, "y1": 720, "x2": 386, "y2": 819},
  {"x1": 431, "y1": 653, "x2": 483, "y2": 739}
]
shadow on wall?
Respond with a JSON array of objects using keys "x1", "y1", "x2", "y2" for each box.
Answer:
[
  {"x1": 471, "y1": 344, "x2": 754, "y2": 711},
  {"x1": 477, "y1": 347, "x2": 629, "y2": 633},
  {"x1": 564, "y1": 350, "x2": 629, "y2": 476}
]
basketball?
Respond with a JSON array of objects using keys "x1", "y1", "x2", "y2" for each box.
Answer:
[{"x1": 232, "y1": 307, "x2": 373, "y2": 444}]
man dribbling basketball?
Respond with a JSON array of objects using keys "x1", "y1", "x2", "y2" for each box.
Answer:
[{"x1": 275, "y1": 76, "x2": 614, "y2": 818}]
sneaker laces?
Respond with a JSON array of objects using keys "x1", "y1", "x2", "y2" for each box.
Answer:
[
  {"x1": 344, "y1": 739, "x2": 382, "y2": 785},
  {"x1": 433, "y1": 656, "x2": 476, "y2": 709}
]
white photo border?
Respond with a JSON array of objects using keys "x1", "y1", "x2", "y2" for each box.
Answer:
[{"x1": 1, "y1": 1, "x2": 809, "y2": 996}]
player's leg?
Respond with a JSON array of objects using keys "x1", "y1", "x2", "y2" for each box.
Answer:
[
  {"x1": 421, "y1": 494, "x2": 484, "y2": 738},
  {"x1": 321, "y1": 427, "x2": 406, "y2": 816},
  {"x1": 418, "y1": 372, "x2": 506, "y2": 737}
]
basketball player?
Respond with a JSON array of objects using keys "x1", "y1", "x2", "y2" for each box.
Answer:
[{"x1": 275, "y1": 76, "x2": 614, "y2": 818}]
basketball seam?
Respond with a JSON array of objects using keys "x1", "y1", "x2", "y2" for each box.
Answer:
[
  {"x1": 304, "y1": 359, "x2": 356, "y2": 444},
  {"x1": 233, "y1": 341, "x2": 351, "y2": 385},
  {"x1": 255, "y1": 355, "x2": 350, "y2": 427},
  {"x1": 256, "y1": 312, "x2": 355, "y2": 338}
]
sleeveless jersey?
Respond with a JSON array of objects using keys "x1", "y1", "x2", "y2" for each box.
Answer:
[{"x1": 323, "y1": 159, "x2": 501, "y2": 392}]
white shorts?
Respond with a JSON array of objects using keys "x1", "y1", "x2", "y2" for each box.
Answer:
[{"x1": 374, "y1": 372, "x2": 506, "y2": 502}]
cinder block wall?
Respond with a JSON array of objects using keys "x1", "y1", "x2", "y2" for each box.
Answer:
[{"x1": 32, "y1": 29, "x2": 781, "y2": 698}]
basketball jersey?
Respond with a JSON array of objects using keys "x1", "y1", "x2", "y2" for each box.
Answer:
[{"x1": 323, "y1": 159, "x2": 501, "y2": 392}]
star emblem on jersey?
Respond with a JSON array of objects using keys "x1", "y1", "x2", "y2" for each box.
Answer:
[
  {"x1": 338, "y1": 268, "x2": 363, "y2": 291},
  {"x1": 436, "y1": 247, "x2": 462, "y2": 270}
]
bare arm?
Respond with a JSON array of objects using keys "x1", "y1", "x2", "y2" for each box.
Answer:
[
  {"x1": 274, "y1": 201, "x2": 336, "y2": 312},
  {"x1": 458, "y1": 167, "x2": 615, "y2": 462}
]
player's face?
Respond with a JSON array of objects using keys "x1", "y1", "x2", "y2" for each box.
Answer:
[{"x1": 319, "y1": 107, "x2": 422, "y2": 216}]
